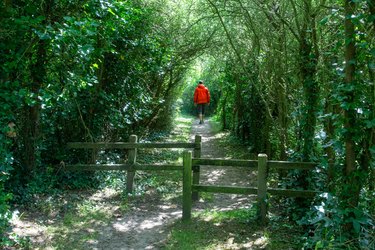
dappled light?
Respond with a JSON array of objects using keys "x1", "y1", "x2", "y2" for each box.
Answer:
[
  {"x1": 165, "y1": 207, "x2": 303, "y2": 250},
  {"x1": 89, "y1": 205, "x2": 182, "y2": 249}
]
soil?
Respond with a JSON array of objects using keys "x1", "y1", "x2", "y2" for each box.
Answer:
[{"x1": 10, "y1": 118, "x2": 256, "y2": 249}]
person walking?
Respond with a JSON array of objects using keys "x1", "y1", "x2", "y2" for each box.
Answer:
[{"x1": 193, "y1": 80, "x2": 210, "y2": 124}]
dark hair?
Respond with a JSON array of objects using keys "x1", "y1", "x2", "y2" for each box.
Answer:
[{"x1": 198, "y1": 80, "x2": 203, "y2": 84}]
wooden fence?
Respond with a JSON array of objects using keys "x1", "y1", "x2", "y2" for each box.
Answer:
[
  {"x1": 66, "y1": 135, "x2": 202, "y2": 194},
  {"x1": 182, "y1": 151, "x2": 320, "y2": 222},
  {"x1": 66, "y1": 135, "x2": 321, "y2": 223}
]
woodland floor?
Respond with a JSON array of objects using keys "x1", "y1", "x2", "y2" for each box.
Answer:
[{"x1": 9, "y1": 117, "x2": 302, "y2": 249}]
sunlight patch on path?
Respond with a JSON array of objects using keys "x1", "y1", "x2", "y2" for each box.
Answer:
[
  {"x1": 190, "y1": 118, "x2": 257, "y2": 213},
  {"x1": 92, "y1": 205, "x2": 182, "y2": 250}
]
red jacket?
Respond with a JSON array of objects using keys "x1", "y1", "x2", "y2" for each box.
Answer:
[{"x1": 194, "y1": 84, "x2": 210, "y2": 104}]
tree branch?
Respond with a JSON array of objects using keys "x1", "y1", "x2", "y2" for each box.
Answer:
[{"x1": 206, "y1": 0, "x2": 273, "y2": 119}]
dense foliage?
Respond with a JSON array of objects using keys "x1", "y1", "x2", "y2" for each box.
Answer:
[
  {"x1": 1, "y1": 0, "x2": 374, "y2": 248},
  {"x1": 180, "y1": 0, "x2": 374, "y2": 248},
  {"x1": 0, "y1": 0, "x2": 207, "y2": 244}
]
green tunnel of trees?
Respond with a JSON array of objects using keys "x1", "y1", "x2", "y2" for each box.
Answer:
[{"x1": 1, "y1": 0, "x2": 374, "y2": 248}]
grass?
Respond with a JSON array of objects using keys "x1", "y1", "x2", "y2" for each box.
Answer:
[
  {"x1": 44, "y1": 199, "x2": 113, "y2": 249},
  {"x1": 164, "y1": 207, "x2": 304, "y2": 250}
]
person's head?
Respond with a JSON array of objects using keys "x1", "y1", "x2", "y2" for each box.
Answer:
[{"x1": 198, "y1": 80, "x2": 204, "y2": 85}]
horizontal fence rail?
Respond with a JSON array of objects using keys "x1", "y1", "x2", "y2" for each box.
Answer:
[
  {"x1": 192, "y1": 185, "x2": 258, "y2": 195},
  {"x1": 191, "y1": 185, "x2": 319, "y2": 198},
  {"x1": 66, "y1": 135, "x2": 202, "y2": 194},
  {"x1": 67, "y1": 142, "x2": 197, "y2": 149},
  {"x1": 268, "y1": 188, "x2": 319, "y2": 198},
  {"x1": 192, "y1": 158, "x2": 316, "y2": 170},
  {"x1": 267, "y1": 161, "x2": 317, "y2": 170},
  {"x1": 64, "y1": 163, "x2": 183, "y2": 171},
  {"x1": 192, "y1": 158, "x2": 257, "y2": 168}
]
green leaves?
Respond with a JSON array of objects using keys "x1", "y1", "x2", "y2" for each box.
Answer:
[
  {"x1": 365, "y1": 118, "x2": 375, "y2": 128},
  {"x1": 319, "y1": 16, "x2": 329, "y2": 25}
]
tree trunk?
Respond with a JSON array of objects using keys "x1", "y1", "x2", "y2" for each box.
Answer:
[
  {"x1": 294, "y1": 1, "x2": 319, "y2": 213},
  {"x1": 368, "y1": 0, "x2": 375, "y2": 30},
  {"x1": 343, "y1": 0, "x2": 359, "y2": 205},
  {"x1": 277, "y1": 85, "x2": 288, "y2": 161},
  {"x1": 363, "y1": 66, "x2": 374, "y2": 190},
  {"x1": 294, "y1": 3, "x2": 320, "y2": 206},
  {"x1": 367, "y1": 0, "x2": 375, "y2": 191},
  {"x1": 300, "y1": 29, "x2": 319, "y2": 161},
  {"x1": 323, "y1": 102, "x2": 337, "y2": 192},
  {"x1": 341, "y1": 1, "x2": 362, "y2": 237},
  {"x1": 222, "y1": 94, "x2": 227, "y2": 129},
  {"x1": 22, "y1": 39, "x2": 46, "y2": 171}
]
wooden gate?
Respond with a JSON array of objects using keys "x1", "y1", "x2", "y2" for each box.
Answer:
[{"x1": 182, "y1": 151, "x2": 320, "y2": 223}]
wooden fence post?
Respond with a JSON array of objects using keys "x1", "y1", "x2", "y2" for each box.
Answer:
[
  {"x1": 192, "y1": 135, "x2": 202, "y2": 201},
  {"x1": 182, "y1": 151, "x2": 192, "y2": 221},
  {"x1": 126, "y1": 135, "x2": 137, "y2": 194},
  {"x1": 257, "y1": 153, "x2": 268, "y2": 224}
]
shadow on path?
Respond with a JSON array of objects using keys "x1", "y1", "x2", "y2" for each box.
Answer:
[{"x1": 191, "y1": 118, "x2": 257, "y2": 212}]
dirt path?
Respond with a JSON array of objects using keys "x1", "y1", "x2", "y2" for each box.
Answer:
[
  {"x1": 10, "y1": 118, "x2": 256, "y2": 250},
  {"x1": 191, "y1": 119, "x2": 256, "y2": 212},
  {"x1": 92, "y1": 119, "x2": 256, "y2": 249}
]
